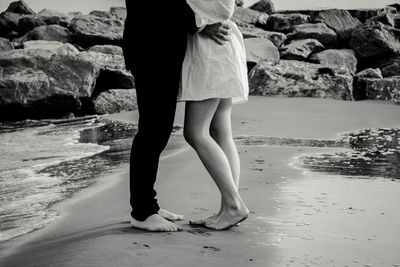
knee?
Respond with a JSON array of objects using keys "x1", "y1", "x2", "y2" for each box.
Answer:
[
  {"x1": 184, "y1": 127, "x2": 205, "y2": 149},
  {"x1": 210, "y1": 125, "x2": 230, "y2": 144}
]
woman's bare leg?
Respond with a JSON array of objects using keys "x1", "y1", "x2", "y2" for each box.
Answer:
[
  {"x1": 211, "y1": 98, "x2": 241, "y2": 187},
  {"x1": 189, "y1": 98, "x2": 241, "y2": 225},
  {"x1": 184, "y1": 98, "x2": 248, "y2": 230}
]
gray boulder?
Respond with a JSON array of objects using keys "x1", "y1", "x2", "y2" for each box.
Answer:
[
  {"x1": 92, "y1": 89, "x2": 137, "y2": 114},
  {"x1": 313, "y1": 9, "x2": 362, "y2": 44},
  {"x1": 287, "y1": 23, "x2": 337, "y2": 48},
  {"x1": 365, "y1": 77, "x2": 400, "y2": 104},
  {"x1": 348, "y1": 9, "x2": 382, "y2": 23},
  {"x1": 237, "y1": 24, "x2": 286, "y2": 47},
  {"x1": 0, "y1": 41, "x2": 100, "y2": 120},
  {"x1": 356, "y1": 68, "x2": 383, "y2": 79},
  {"x1": 83, "y1": 45, "x2": 134, "y2": 91},
  {"x1": 249, "y1": 0, "x2": 275, "y2": 14},
  {"x1": 309, "y1": 49, "x2": 358, "y2": 75},
  {"x1": 88, "y1": 44, "x2": 123, "y2": 55},
  {"x1": 0, "y1": 37, "x2": 13, "y2": 51},
  {"x1": 350, "y1": 20, "x2": 400, "y2": 58},
  {"x1": 388, "y1": 4, "x2": 400, "y2": 12},
  {"x1": 5, "y1": 0, "x2": 35, "y2": 15},
  {"x1": 280, "y1": 38, "x2": 325, "y2": 61},
  {"x1": 232, "y1": 6, "x2": 269, "y2": 29},
  {"x1": 0, "y1": 12, "x2": 29, "y2": 37},
  {"x1": 235, "y1": 0, "x2": 244, "y2": 7},
  {"x1": 69, "y1": 14, "x2": 124, "y2": 48},
  {"x1": 243, "y1": 38, "x2": 280, "y2": 69},
  {"x1": 89, "y1": 10, "x2": 114, "y2": 19},
  {"x1": 14, "y1": 24, "x2": 73, "y2": 43},
  {"x1": 377, "y1": 57, "x2": 400, "y2": 77},
  {"x1": 353, "y1": 68, "x2": 385, "y2": 100},
  {"x1": 36, "y1": 9, "x2": 72, "y2": 27},
  {"x1": 22, "y1": 40, "x2": 64, "y2": 49},
  {"x1": 17, "y1": 16, "x2": 46, "y2": 35},
  {"x1": 109, "y1": 7, "x2": 127, "y2": 21},
  {"x1": 267, "y1": 13, "x2": 310, "y2": 33},
  {"x1": 248, "y1": 59, "x2": 353, "y2": 100}
]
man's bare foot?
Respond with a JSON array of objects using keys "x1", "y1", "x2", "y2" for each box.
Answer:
[
  {"x1": 130, "y1": 214, "x2": 182, "y2": 232},
  {"x1": 204, "y1": 206, "x2": 249, "y2": 231},
  {"x1": 158, "y1": 209, "x2": 184, "y2": 221}
]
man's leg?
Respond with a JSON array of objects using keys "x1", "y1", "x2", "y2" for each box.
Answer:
[{"x1": 129, "y1": 70, "x2": 182, "y2": 231}]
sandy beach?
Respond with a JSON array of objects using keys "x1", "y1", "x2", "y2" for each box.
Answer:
[{"x1": 1, "y1": 96, "x2": 400, "y2": 267}]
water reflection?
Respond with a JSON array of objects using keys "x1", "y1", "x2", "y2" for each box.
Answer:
[{"x1": 235, "y1": 128, "x2": 400, "y2": 179}]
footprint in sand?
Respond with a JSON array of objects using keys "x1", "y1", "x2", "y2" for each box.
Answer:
[
  {"x1": 200, "y1": 246, "x2": 221, "y2": 256},
  {"x1": 187, "y1": 227, "x2": 212, "y2": 237}
]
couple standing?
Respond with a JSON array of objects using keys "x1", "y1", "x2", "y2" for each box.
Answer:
[{"x1": 122, "y1": 0, "x2": 249, "y2": 232}]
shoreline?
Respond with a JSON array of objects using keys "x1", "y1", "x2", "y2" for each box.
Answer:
[{"x1": 1, "y1": 96, "x2": 400, "y2": 266}]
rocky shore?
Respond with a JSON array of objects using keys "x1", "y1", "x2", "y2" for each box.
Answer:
[{"x1": 0, "y1": 0, "x2": 400, "y2": 120}]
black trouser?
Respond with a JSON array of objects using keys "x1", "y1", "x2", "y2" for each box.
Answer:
[{"x1": 128, "y1": 45, "x2": 186, "y2": 221}]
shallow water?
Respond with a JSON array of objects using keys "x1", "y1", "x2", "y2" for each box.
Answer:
[
  {"x1": 0, "y1": 117, "x2": 184, "y2": 243},
  {"x1": 0, "y1": 117, "x2": 109, "y2": 242},
  {"x1": 235, "y1": 128, "x2": 400, "y2": 179},
  {"x1": 1, "y1": 117, "x2": 398, "y2": 243}
]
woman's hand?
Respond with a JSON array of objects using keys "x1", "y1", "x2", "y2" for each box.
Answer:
[{"x1": 201, "y1": 21, "x2": 232, "y2": 45}]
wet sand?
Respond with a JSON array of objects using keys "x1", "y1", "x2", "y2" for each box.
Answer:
[{"x1": 1, "y1": 96, "x2": 400, "y2": 266}]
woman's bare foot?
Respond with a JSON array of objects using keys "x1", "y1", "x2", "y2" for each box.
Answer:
[
  {"x1": 130, "y1": 214, "x2": 182, "y2": 232},
  {"x1": 189, "y1": 213, "x2": 219, "y2": 225},
  {"x1": 204, "y1": 205, "x2": 249, "y2": 230},
  {"x1": 158, "y1": 209, "x2": 184, "y2": 221}
]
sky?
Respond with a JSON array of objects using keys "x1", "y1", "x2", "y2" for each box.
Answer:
[{"x1": 1, "y1": 0, "x2": 400, "y2": 14}]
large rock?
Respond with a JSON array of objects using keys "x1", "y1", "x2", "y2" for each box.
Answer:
[
  {"x1": 92, "y1": 89, "x2": 137, "y2": 114},
  {"x1": 348, "y1": 9, "x2": 382, "y2": 23},
  {"x1": 237, "y1": 24, "x2": 286, "y2": 47},
  {"x1": 243, "y1": 38, "x2": 280, "y2": 69},
  {"x1": 0, "y1": 41, "x2": 100, "y2": 120},
  {"x1": 109, "y1": 7, "x2": 127, "y2": 21},
  {"x1": 350, "y1": 20, "x2": 400, "y2": 58},
  {"x1": 249, "y1": 0, "x2": 275, "y2": 14},
  {"x1": 84, "y1": 45, "x2": 134, "y2": 92},
  {"x1": 364, "y1": 77, "x2": 400, "y2": 103},
  {"x1": 17, "y1": 16, "x2": 46, "y2": 35},
  {"x1": 69, "y1": 14, "x2": 124, "y2": 48},
  {"x1": 232, "y1": 6, "x2": 269, "y2": 29},
  {"x1": 249, "y1": 59, "x2": 353, "y2": 100},
  {"x1": 309, "y1": 49, "x2": 358, "y2": 75},
  {"x1": 14, "y1": 24, "x2": 73, "y2": 43},
  {"x1": 287, "y1": 23, "x2": 337, "y2": 48},
  {"x1": 88, "y1": 44, "x2": 123, "y2": 55},
  {"x1": 388, "y1": 4, "x2": 400, "y2": 12},
  {"x1": 89, "y1": 10, "x2": 114, "y2": 19},
  {"x1": 0, "y1": 37, "x2": 13, "y2": 51},
  {"x1": 280, "y1": 38, "x2": 325, "y2": 61},
  {"x1": 235, "y1": 0, "x2": 244, "y2": 7},
  {"x1": 267, "y1": 13, "x2": 310, "y2": 33},
  {"x1": 5, "y1": 0, "x2": 35, "y2": 15},
  {"x1": 353, "y1": 69, "x2": 381, "y2": 100},
  {"x1": 22, "y1": 40, "x2": 64, "y2": 50},
  {"x1": 352, "y1": 69, "x2": 400, "y2": 101},
  {"x1": 36, "y1": 9, "x2": 72, "y2": 27},
  {"x1": 377, "y1": 57, "x2": 400, "y2": 77},
  {"x1": 0, "y1": 12, "x2": 28, "y2": 37},
  {"x1": 313, "y1": 9, "x2": 362, "y2": 45}
]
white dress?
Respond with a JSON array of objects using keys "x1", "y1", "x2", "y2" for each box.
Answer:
[{"x1": 178, "y1": 0, "x2": 249, "y2": 104}]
